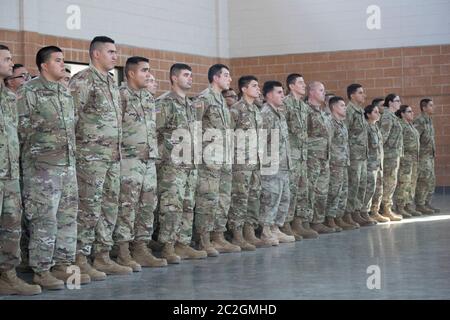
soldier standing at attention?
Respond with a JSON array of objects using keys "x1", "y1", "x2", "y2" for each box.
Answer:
[{"x1": 70, "y1": 36, "x2": 132, "y2": 279}]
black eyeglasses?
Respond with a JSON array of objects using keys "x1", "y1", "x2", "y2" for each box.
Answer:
[{"x1": 7, "y1": 73, "x2": 31, "y2": 81}]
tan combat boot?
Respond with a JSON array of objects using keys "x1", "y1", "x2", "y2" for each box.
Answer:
[
  {"x1": 382, "y1": 206, "x2": 402, "y2": 221},
  {"x1": 198, "y1": 233, "x2": 219, "y2": 257},
  {"x1": 131, "y1": 241, "x2": 167, "y2": 267},
  {"x1": 370, "y1": 211, "x2": 390, "y2": 223},
  {"x1": 270, "y1": 225, "x2": 295, "y2": 243},
  {"x1": 360, "y1": 212, "x2": 378, "y2": 224},
  {"x1": 51, "y1": 264, "x2": 91, "y2": 285},
  {"x1": 231, "y1": 228, "x2": 256, "y2": 251},
  {"x1": 33, "y1": 271, "x2": 65, "y2": 290},
  {"x1": 310, "y1": 223, "x2": 335, "y2": 234},
  {"x1": 243, "y1": 223, "x2": 268, "y2": 248},
  {"x1": 116, "y1": 242, "x2": 142, "y2": 272},
  {"x1": 75, "y1": 253, "x2": 107, "y2": 281},
  {"x1": 416, "y1": 204, "x2": 434, "y2": 215},
  {"x1": 93, "y1": 251, "x2": 133, "y2": 275},
  {"x1": 280, "y1": 222, "x2": 295, "y2": 237},
  {"x1": 260, "y1": 225, "x2": 279, "y2": 246},
  {"x1": 0, "y1": 269, "x2": 41, "y2": 296},
  {"x1": 396, "y1": 205, "x2": 412, "y2": 218},
  {"x1": 175, "y1": 242, "x2": 208, "y2": 259},
  {"x1": 291, "y1": 218, "x2": 319, "y2": 239},
  {"x1": 405, "y1": 204, "x2": 422, "y2": 217},
  {"x1": 343, "y1": 213, "x2": 360, "y2": 228},
  {"x1": 161, "y1": 242, "x2": 181, "y2": 264},
  {"x1": 334, "y1": 217, "x2": 357, "y2": 230},
  {"x1": 351, "y1": 212, "x2": 373, "y2": 226},
  {"x1": 211, "y1": 231, "x2": 241, "y2": 253},
  {"x1": 324, "y1": 216, "x2": 342, "y2": 232}
]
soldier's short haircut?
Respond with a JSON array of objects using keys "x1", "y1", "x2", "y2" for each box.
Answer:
[
  {"x1": 262, "y1": 80, "x2": 283, "y2": 97},
  {"x1": 328, "y1": 96, "x2": 345, "y2": 111},
  {"x1": 36, "y1": 46, "x2": 62, "y2": 72},
  {"x1": 0, "y1": 44, "x2": 10, "y2": 51},
  {"x1": 364, "y1": 104, "x2": 378, "y2": 119},
  {"x1": 12, "y1": 63, "x2": 24, "y2": 72},
  {"x1": 169, "y1": 63, "x2": 192, "y2": 85},
  {"x1": 306, "y1": 81, "x2": 322, "y2": 95},
  {"x1": 347, "y1": 83, "x2": 363, "y2": 100},
  {"x1": 372, "y1": 97, "x2": 384, "y2": 107},
  {"x1": 286, "y1": 73, "x2": 303, "y2": 91},
  {"x1": 89, "y1": 36, "x2": 115, "y2": 59},
  {"x1": 238, "y1": 75, "x2": 258, "y2": 92},
  {"x1": 383, "y1": 93, "x2": 398, "y2": 107},
  {"x1": 420, "y1": 98, "x2": 432, "y2": 111},
  {"x1": 208, "y1": 64, "x2": 229, "y2": 83},
  {"x1": 124, "y1": 56, "x2": 149, "y2": 77}
]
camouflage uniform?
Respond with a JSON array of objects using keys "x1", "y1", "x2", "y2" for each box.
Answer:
[
  {"x1": 194, "y1": 87, "x2": 233, "y2": 234},
  {"x1": 17, "y1": 77, "x2": 77, "y2": 273},
  {"x1": 113, "y1": 86, "x2": 158, "y2": 244},
  {"x1": 69, "y1": 66, "x2": 122, "y2": 256},
  {"x1": 362, "y1": 122, "x2": 384, "y2": 214},
  {"x1": 345, "y1": 102, "x2": 368, "y2": 215},
  {"x1": 379, "y1": 109, "x2": 403, "y2": 212},
  {"x1": 306, "y1": 102, "x2": 332, "y2": 224},
  {"x1": 259, "y1": 103, "x2": 291, "y2": 227},
  {"x1": 326, "y1": 116, "x2": 349, "y2": 218},
  {"x1": 414, "y1": 113, "x2": 436, "y2": 207},
  {"x1": 156, "y1": 91, "x2": 198, "y2": 245},
  {"x1": 0, "y1": 83, "x2": 22, "y2": 272},
  {"x1": 228, "y1": 98, "x2": 262, "y2": 230},
  {"x1": 394, "y1": 119, "x2": 420, "y2": 208},
  {"x1": 284, "y1": 94, "x2": 311, "y2": 223}
]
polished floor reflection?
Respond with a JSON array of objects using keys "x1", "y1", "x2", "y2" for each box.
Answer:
[{"x1": 2, "y1": 195, "x2": 450, "y2": 300}]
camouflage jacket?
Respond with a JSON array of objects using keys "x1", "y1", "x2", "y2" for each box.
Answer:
[
  {"x1": 367, "y1": 122, "x2": 383, "y2": 171},
  {"x1": 345, "y1": 101, "x2": 368, "y2": 161},
  {"x1": 0, "y1": 83, "x2": 20, "y2": 179},
  {"x1": 413, "y1": 112, "x2": 435, "y2": 158},
  {"x1": 306, "y1": 101, "x2": 332, "y2": 161},
  {"x1": 195, "y1": 87, "x2": 233, "y2": 171},
  {"x1": 156, "y1": 90, "x2": 197, "y2": 169},
  {"x1": 229, "y1": 98, "x2": 263, "y2": 171},
  {"x1": 400, "y1": 119, "x2": 420, "y2": 161},
  {"x1": 120, "y1": 85, "x2": 158, "y2": 160},
  {"x1": 69, "y1": 65, "x2": 122, "y2": 162},
  {"x1": 17, "y1": 76, "x2": 76, "y2": 167},
  {"x1": 329, "y1": 117, "x2": 350, "y2": 167},
  {"x1": 379, "y1": 108, "x2": 403, "y2": 159},
  {"x1": 284, "y1": 93, "x2": 308, "y2": 162},
  {"x1": 260, "y1": 102, "x2": 291, "y2": 173}
]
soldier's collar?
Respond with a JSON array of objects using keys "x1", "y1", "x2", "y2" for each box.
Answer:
[
  {"x1": 209, "y1": 86, "x2": 225, "y2": 105},
  {"x1": 169, "y1": 90, "x2": 189, "y2": 105},
  {"x1": 89, "y1": 64, "x2": 113, "y2": 84},
  {"x1": 39, "y1": 75, "x2": 61, "y2": 92},
  {"x1": 348, "y1": 101, "x2": 363, "y2": 113}
]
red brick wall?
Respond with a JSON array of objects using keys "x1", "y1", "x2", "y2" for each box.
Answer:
[{"x1": 1, "y1": 29, "x2": 449, "y2": 186}]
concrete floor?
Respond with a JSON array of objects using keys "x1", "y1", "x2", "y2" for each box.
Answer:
[{"x1": 2, "y1": 194, "x2": 450, "y2": 300}]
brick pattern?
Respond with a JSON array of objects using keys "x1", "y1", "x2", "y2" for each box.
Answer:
[{"x1": 1, "y1": 29, "x2": 449, "y2": 186}]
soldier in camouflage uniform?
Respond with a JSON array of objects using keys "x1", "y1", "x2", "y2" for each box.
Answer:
[
  {"x1": 156, "y1": 63, "x2": 207, "y2": 261},
  {"x1": 326, "y1": 97, "x2": 357, "y2": 231},
  {"x1": 70, "y1": 36, "x2": 132, "y2": 279},
  {"x1": 112, "y1": 57, "x2": 167, "y2": 271},
  {"x1": 362, "y1": 104, "x2": 389, "y2": 223},
  {"x1": 228, "y1": 76, "x2": 264, "y2": 250},
  {"x1": 344, "y1": 84, "x2": 376, "y2": 227},
  {"x1": 379, "y1": 94, "x2": 403, "y2": 221},
  {"x1": 306, "y1": 82, "x2": 335, "y2": 234},
  {"x1": 194, "y1": 64, "x2": 241, "y2": 254},
  {"x1": 394, "y1": 105, "x2": 421, "y2": 217},
  {"x1": 259, "y1": 81, "x2": 294, "y2": 245},
  {"x1": 283, "y1": 74, "x2": 318, "y2": 240},
  {"x1": 0, "y1": 44, "x2": 41, "y2": 296},
  {"x1": 414, "y1": 98, "x2": 439, "y2": 214},
  {"x1": 17, "y1": 46, "x2": 87, "y2": 290}
]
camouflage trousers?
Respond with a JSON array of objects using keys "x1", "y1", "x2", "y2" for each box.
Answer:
[
  {"x1": 382, "y1": 157, "x2": 400, "y2": 210},
  {"x1": 76, "y1": 159, "x2": 120, "y2": 256},
  {"x1": 228, "y1": 170, "x2": 261, "y2": 230},
  {"x1": 22, "y1": 163, "x2": 78, "y2": 273},
  {"x1": 326, "y1": 165, "x2": 348, "y2": 218},
  {"x1": 346, "y1": 159, "x2": 367, "y2": 214},
  {"x1": 394, "y1": 157, "x2": 418, "y2": 207},
  {"x1": 158, "y1": 166, "x2": 197, "y2": 245},
  {"x1": 195, "y1": 167, "x2": 231, "y2": 234},
  {"x1": 113, "y1": 159, "x2": 157, "y2": 244},
  {"x1": 415, "y1": 156, "x2": 436, "y2": 206},
  {"x1": 259, "y1": 170, "x2": 290, "y2": 227},
  {"x1": 363, "y1": 167, "x2": 383, "y2": 214},
  {"x1": 0, "y1": 179, "x2": 22, "y2": 272},
  {"x1": 286, "y1": 159, "x2": 312, "y2": 223},
  {"x1": 307, "y1": 157, "x2": 330, "y2": 224}
]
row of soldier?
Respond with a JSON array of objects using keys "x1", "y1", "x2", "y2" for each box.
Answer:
[{"x1": 0, "y1": 35, "x2": 439, "y2": 296}]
